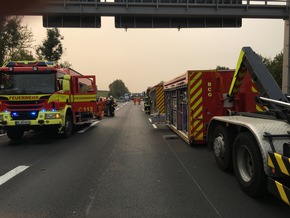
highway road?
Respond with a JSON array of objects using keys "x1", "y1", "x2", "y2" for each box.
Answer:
[{"x1": 0, "y1": 101, "x2": 289, "y2": 217}]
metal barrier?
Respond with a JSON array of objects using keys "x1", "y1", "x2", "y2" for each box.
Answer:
[{"x1": 45, "y1": 0, "x2": 288, "y2": 5}]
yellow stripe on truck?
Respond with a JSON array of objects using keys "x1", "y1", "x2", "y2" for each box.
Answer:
[
  {"x1": 229, "y1": 49, "x2": 245, "y2": 96},
  {"x1": 156, "y1": 86, "x2": 164, "y2": 114},
  {"x1": 275, "y1": 181, "x2": 290, "y2": 205},
  {"x1": 189, "y1": 71, "x2": 203, "y2": 142},
  {"x1": 73, "y1": 95, "x2": 96, "y2": 102},
  {"x1": 275, "y1": 153, "x2": 290, "y2": 176}
]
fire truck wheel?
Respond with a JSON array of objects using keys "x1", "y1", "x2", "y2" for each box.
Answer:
[
  {"x1": 7, "y1": 128, "x2": 24, "y2": 141},
  {"x1": 62, "y1": 114, "x2": 73, "y2": 138},
  {"x1": 232, "y1": 132, "x2": 266, "y2": 197},
  {"x1": 213, "y1": 125, "x2": 234, "y2": 171}
]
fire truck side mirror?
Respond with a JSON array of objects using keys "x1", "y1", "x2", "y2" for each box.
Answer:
[{"x1": 62, "y1": 75, "x2": 71, "y2": 91}]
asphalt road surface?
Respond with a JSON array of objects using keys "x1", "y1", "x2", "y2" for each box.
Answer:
[{"x1": 0, "y1": 101, "x2": 289, "y2": 217}]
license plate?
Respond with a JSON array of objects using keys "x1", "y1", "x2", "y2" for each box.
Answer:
[{"x1": 15, "y1": 120, "x2": 31, "y2": 125}]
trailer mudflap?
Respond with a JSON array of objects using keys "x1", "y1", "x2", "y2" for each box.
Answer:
[{"x1": 268, "y1": 152, "x2": 290, "y2": 206}]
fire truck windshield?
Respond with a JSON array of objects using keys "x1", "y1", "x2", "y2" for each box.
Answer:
[{"x1": 0, "y1": 72, "x2": 56, "y2": 94}]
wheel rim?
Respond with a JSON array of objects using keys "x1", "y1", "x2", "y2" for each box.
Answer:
[
  {"x1": 213, "y1": 134, "x2": 225, "y2": 159},
  {"x1": 237, "y1": 144, "x2": 254, "y2": 182}
]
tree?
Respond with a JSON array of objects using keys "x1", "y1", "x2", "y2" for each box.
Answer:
[
  {"x1": 0, "y1": 16, "x2": 34, "y2": 65},
  {"x1": 108, "y1": 79, "x2": 129, "y2": 99},
  {"x1": 59, "y1": 60, "x2": 72, "y2": 68},
  {"x1": 36, "y1": 28, "x2": 63, "y2": 62},
  {"x1": 12, "y1": 49, "x2": 34, "y2": 61},
  {"x1": 0, "y1": 17, "x2": 6, "y2": 66}
]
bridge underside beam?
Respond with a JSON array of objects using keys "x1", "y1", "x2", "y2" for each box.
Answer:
[{"x1": 19, "y1": 2, "x2": 289, "y2": 19}]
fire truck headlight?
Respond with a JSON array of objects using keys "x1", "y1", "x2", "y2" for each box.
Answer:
[
  {"x1": 30, "y1": 111, "x2": 37, "y2": 117},
  {"x1": 45, "y1": 113, "x2": 61, "y2": 119}
]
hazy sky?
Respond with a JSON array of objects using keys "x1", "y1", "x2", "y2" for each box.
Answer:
[{"x1": 23, "y1": 16, "x2": 284, "y2": 93}]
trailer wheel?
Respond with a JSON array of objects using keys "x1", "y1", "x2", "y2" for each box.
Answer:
[
  {"x1": 232, "y1": 132, "x2": 266, "y2": 196},
  {"x1": 213, "y1": 125, "x2": 233, "y2": 171},
  {"x1": 7, "y1": 128, "x2": 24, "y2": 141},
  {"x1": 62, "y1": 113, "x2": 73, "y2": 138}
]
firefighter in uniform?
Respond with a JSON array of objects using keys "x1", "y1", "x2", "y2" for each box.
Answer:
[
  {"x1": 144, "y1": 97, "x2": 151, "y2": 114},
  {"x1": 106, "y1": 96, "x2": 115, "y2": 117}
]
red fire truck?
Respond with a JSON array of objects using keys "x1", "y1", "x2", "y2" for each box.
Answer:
[{"x1": 0, "y1": 61, "x2": 99, "y2": 140}]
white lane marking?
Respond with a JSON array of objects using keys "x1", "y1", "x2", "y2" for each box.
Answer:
[
  {"x1": 142, "y1": 109, "x2": 144, "y2": 112},
  {"x1": 148, "y1": 118, "x2": 157, "y2": 128},
  {"x1": 0, "y1": 133, "x2": 6, "y2": 137},
  {"x1": 90, "y1": 121, "x2": 100, "y2": 127},
  {"x1": 77, "y1": 121, "x2": 100, "y2": 134},
  {"x1": 0, "y1": 165, "x2": 29, "y2": 186},
  {"x1": 121, "y1": 102, "x2": 129, "y2": 107},
  {"x1": 115, "y1": 108, "x2": 120, "y2": 111}
]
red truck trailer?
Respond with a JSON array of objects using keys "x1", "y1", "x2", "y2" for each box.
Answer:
[{"x1": 164, "y1": 69, "x2": 264, "y2": 146}]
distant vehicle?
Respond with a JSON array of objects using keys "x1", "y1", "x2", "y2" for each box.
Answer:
[
  {"x1": 118, "y1": 96, "x2": 125, "y2": 102},
  {"x1": 124, "y1": 93, "x2": 130, "y2": 101}
]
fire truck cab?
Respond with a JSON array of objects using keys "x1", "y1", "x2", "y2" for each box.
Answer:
[{"x1": 0, "y1": 61, "x2": 97, "y2": 140}]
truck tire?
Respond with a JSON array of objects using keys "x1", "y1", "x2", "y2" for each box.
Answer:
[
  {"x1": 7, "y1": 128, "x2": 24, "y2": 141},
  {"x1": 232, "y1": 132, "x2": 266, "y2": 196},
  {"x1": 213, "y1": 125, "x2": 234, "y2": 171},
  {"x1": 62, "y1": 113, "x2": 73, "y2": 138}
]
